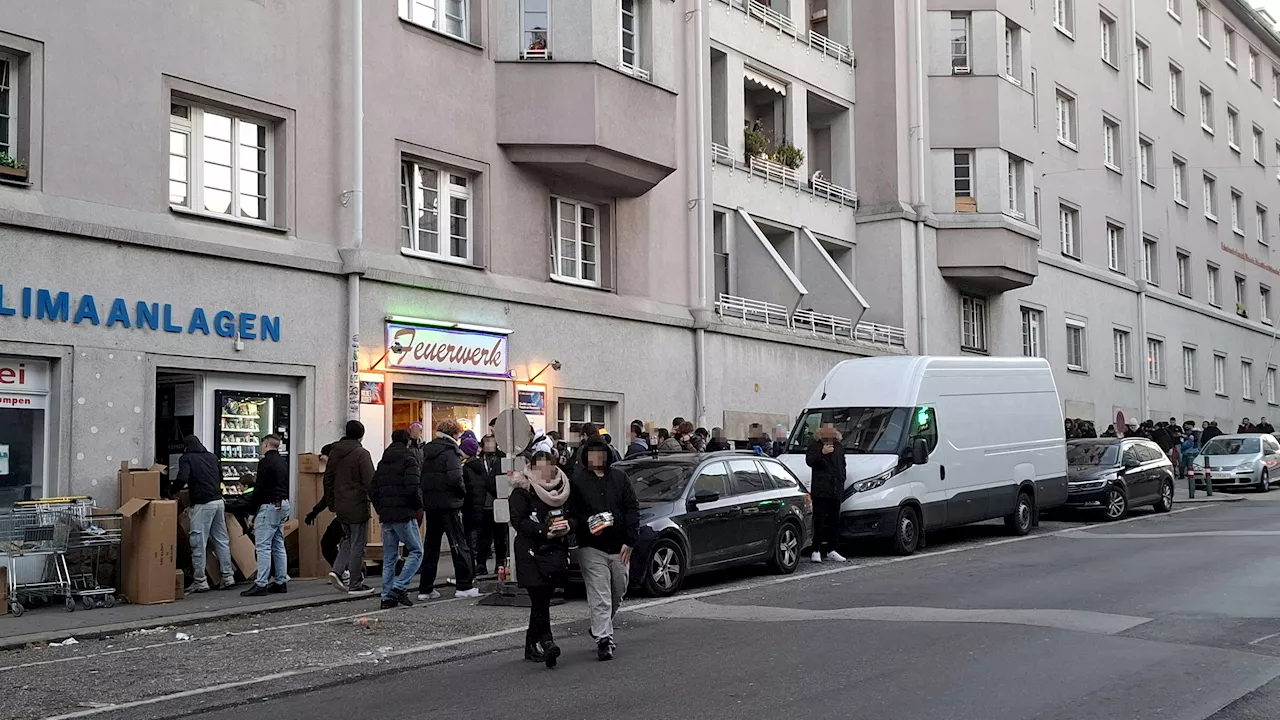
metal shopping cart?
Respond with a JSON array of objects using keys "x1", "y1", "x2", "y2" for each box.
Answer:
[
  {"x1": 2, "y1": 498, "x2": 94, "y2": 617},
  {"x1": 66, "y1": 512, "x2": 122, "y2": 610}
]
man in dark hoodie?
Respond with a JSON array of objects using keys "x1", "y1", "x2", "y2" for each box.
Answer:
[
  {"x1": 241, "y1": 435, "x2": 291, "y2": 597},
  {"x1": 172, "y1": 434, "x2": 235, "y2": 593},
  {"x1": 323, "y1": 420, "x2": 376, "y2": 595},
  {"x1": 569, "y1": 435, "x2": 640, "y2": 661},
  {"x1": 418, "y1": 419, "x2": 479, "y2": 600},
  {"x1": 371, "y1": 429, "x2": 424, "y2": 609},
  {"x1": 805, "y1": 423, "x2": 848, "y2": 564},
  {"x1": 624, "y1": 420, "x2": 649, "y2": 458}
]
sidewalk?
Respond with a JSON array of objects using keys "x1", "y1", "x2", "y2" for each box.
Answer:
[{"x1": 1173, "y1": 482, "x2": 1252, "y2": 503}]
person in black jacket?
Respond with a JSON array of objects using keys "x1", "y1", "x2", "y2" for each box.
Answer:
[
  {"x1": 1201, "y1": 421, "x2": 1225, "y2": 444},
  {"x1": 171, "y1": 435, "x2": 235, "y2": 593},
  {"x1": 460, "y1": 434, "x2": 490, "y2": 575},
  {"x1": 510, "y1": 451, "x2": 573, "y2": 667},
  {"x1": 705, "y1": 427, "x2": 732, "y2": 452},
  {"x1": 242, "y1": 435, "x2": 292, "y2": 596},
  {"x1": 371, "y1": 429, "x2": 424, "y2": 609},
  {"x1": 473, "y1": 435, "x2": 508, "y2": 576},
  {"x1": 569, "y1": 435, "x2": 640, "y2": 661},
  {"x1": 324, "y1": 421, "x2": 376, "y2": 595},
  {"x1": 417, "y1": 419, "x2": 478, "y2": 600},
  {"x1": 805, "y1": 423, "x2": 848, "y2": 564}
]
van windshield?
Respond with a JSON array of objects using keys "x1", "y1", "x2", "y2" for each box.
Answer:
[{"x1": 787, "y1": 407, "x2": 910, "y2": 455}]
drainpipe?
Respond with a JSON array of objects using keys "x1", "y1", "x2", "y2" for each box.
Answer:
[
  {"x1": 345, "y1": 0, "x2": 364, "y2": 422},
  {"x1": 909, "y1": 0, "x2": 929, "y2": 355},
  {"x1": 692, "y1": 0, "x2": 711, "y2": 428},
  {"x1": 1124, "y1": 0, "x2": 1149, "y2": 422}
]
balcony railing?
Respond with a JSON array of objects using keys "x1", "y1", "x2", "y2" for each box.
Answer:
[
  {"x1": 717, "y1": 0, "x2": 853, "y2": 66},
  {"x1": 619, "y1": 61, "x2": 651, "y2": 82},
  {"x1": 711, "y1": 142, "x2": 858, "y2": 209},
  {"x1": 522, "y1": 47, "x2": 549, "y2": 60},
  {"x1": 716, "y1": 294, "x2": 907, "y2": 347}
]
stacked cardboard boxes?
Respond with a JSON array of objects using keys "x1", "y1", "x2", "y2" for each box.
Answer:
[{"x1": 115, "y1": 461, "x2": 176, "y2": 605}]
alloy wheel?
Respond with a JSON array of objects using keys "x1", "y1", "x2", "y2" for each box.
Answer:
[
  {"x1": 779, "y1": 527, "x2": 798, "y2": 568},
  {"x1": 1105, "y1": 489, "x2": 1127, "y2": 520},
  {"x1": 651, "y1": 546, "x2": 681, "y2": 592}
]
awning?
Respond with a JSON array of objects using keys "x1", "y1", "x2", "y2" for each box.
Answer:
[{"x1": 744, "y1": 68, "x2": 787, "y2": 96}]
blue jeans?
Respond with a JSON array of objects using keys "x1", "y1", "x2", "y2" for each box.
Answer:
[
  {"x1": 253, "y1": 500, "x2": 291, "y2": 587},
  {"x1": 189, "y1": 499, "x2": 234, "y2": 588},
  {"x1": 381, "y1": 520, "x2": 424, "y2": 599}
]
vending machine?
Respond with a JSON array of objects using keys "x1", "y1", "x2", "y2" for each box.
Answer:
[{"x1": 213, "y1": 390, "x2": 291, "y2": 496}]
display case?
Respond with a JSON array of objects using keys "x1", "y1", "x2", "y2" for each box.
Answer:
[{"x1": 214, "y1": 391, "x2": 291, "y2": 496}]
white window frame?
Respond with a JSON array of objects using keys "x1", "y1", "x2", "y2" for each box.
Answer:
[
  {"x1": 1263, "y1": 285, "x2": 1273, "y2": 324},
  {"x1": 1204, "y1": 174, "x2": 1218, "y2": 221},
  {"x1": 1103, "y1": 118, "x2": 1119, "y2": 171},
  {"x1": 1197, "y1": 3, "x2": 1210, "y2": 46},
  {"x1": 1136, "y1": 38, "x2": 1151, "y2": 86},
  {"x1": 1021, "y1": 307, "x2": 1044, "y2": 358},
  {"x1": 521, "y1": 0, "x2": 550, "y2": 58},
  {"x1": 1056, "y1": 90, "x2": 1077, "y2": 148},
  {"x1": 1177, "y1": 251, "x2": 1190, "y2": 295},
  {"x1": 399, "y1": 0, "x2": 470, "y2": 43},
  {"x1": 1054, "y1": 0, "x2": 1074, "y2": 36},
  {"x1": 1258, "y1": 204, "x2": 1268, "y2": 244},
  {"x1": 1215, "y1": 353, "x2": 1227, "y2": 395},
  {"x1": 1113, "y1": 329, "x2": 1131, "y2": 378},
  {"x1": 0, "y1": 56, "x2": 13, "y2": 158},
  {"x1": 1100, "y1": 12, "x2": 1117, "y2": 66},
  {"x1": 1006, "y1": 154, "x2": 1026, "y2": 219},
  {"x1": 1232, "y1": 189, "x2": 1244, "y2": 235},
  {"x1": 1059, "y1": 203, "x2": 1079, "y2": 258},
  {"x1": 1170, "y1": 64, "x2": 1184, "y2": 113},
  {"x1": 1168, "y1": 0, "x2": 1182, "y2": 21},
  {"x1": 1142, "y1": 237, "x2": 1158, "y2": 285},
  {"x1": 551, "y1": 196, "x2": 603, "y2": 287},
  {"x1": 1208, "y1": 263, "x2": 1221, "y2": 306},
  {"x1": 1066, "y1": 321, "x2": 1087, "y2": 372},
  {"x1": 1237, "y1": 274, "x2": 1248, "y2": 310},
  {"x1": 960, "y1": 295, "x2": 988, "y2": 352},
  {"x1": 558, "y1": 400, "x2": 607, "y2": 441},
  {"x1": 1268, "y1": 367, "x2": 1278, "y2": 404},
  {"x1": 168, "y1": 102, "x2": 274, "y2": 225},
  {"x1": 1200, "y1": 86, "x2": 1215, "y2": 134},
  {"x1": 620, "y1": 0, "x2": 645, "y2": 78},
  {"x1": 1107, "y1": 223, "x2": 1124, "y2": 273},
  {"x1": 1173, "y1": 156, "x2": 1187, "y2": 205},
  {"x1": 1255, "y1": 125, "x2": 1266, "y2": 165},
  {"x1": 1227, "y1": 106, "x2": 1240, "y2": 151},
  {"x1": 1147, "y1": 337, "x2": 1165, "y2": 385},
  {"x1": 1225, "y1": 25, "x2": 1237, "y2": 68},
  {"x1": 1139, "y1": 137, "x2": 1153, "y2": 185},
  {"x1": 400, "y1": 160, "x2": 474, "y2": 264},
  {"x1": 954, "y1": 150, "x2": 973, "y2": 199},
  {"x1": 1183, "y1": 346, "x2": 1197, "y2": 390},
  {"x1": 1243, "y1": 360, "x2": 1254, "y2": 400},
  {"x1": 1275, "y1": 71, "x2": 1280, "y2": 104},
  {"x1": 1250, "y1": 48, "x2": 1261, "y2": 84}
]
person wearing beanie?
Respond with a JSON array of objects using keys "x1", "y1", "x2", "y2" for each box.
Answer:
[
  {"x1": 459, "y1": 432, "x2": 489, "y2": 575},
  {"x1": 418, "y1": 419, "x2": 478, "y2": 599},
  {"x1": 371, "y1": 429, "x2": 424, "y2": 609},
  {"x1": 323, "y1": 420, "x2": 377, "y2": 595}
]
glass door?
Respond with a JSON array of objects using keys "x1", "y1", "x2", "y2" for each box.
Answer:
[{"x1": 214, "y1": 390, "x2": 291, "y2": 496}]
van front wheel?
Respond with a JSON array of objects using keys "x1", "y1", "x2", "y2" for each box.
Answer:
[
  {"x1": 891, "y1": 506, "x2": 920, "y2": 556},
  {"x1": 1005, "y1": 491, "x2": 1034, "y2": 536}
]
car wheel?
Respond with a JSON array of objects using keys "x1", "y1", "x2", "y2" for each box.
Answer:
[
  {"x1": 1104, "y1": 487, "x2": 1128, "y2": 521},
  {"x1": 891, "y1": 506, "x2": 920, "y2": 556},
  {"x1": 1004, "y1": 490, "x2": 1034, "y2": 536},
  {"x1": 768, "y1": 522, "x2": 802, "y2": 575},
  {"x1": 1259, "y1": 469, "x2": 1271, "y2": 493},
  {"x1": 1153, "y1": 478, "x2": 1174, "y2": 513},
  {"x1": 642, "y1": 538, "x2": 685, "y2": 597}
]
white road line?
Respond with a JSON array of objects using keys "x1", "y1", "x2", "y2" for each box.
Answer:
[
  {"x1": 36, "y1": 505, "x2": 1209, "y2": 719},
  {"x1": 1065, "y1": 530, "x2": 1280, "y2": 539},
  {"x1": 1249, "y1": 631, "x2": 1280, "y2": 646}
]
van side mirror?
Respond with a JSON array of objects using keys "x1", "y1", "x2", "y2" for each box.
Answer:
[{"x1": 912, "y1": 438, "x2": 929, "y2": 465}]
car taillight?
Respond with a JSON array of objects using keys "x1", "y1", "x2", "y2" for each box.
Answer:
[{"x1": 803, "y1": 493, "x2": 813, "y2": 514}]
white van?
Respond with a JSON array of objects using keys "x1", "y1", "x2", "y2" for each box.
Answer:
[{"x1": 778, "y1": 356, "x2": 1067, "y2": 555}]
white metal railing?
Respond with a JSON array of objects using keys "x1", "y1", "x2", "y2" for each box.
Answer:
[
  {"x1": 748, "y1": 154, "x2": 800, "y2": 186},
  {"x1": 711, "y1": 142, "x2": 736, "y2": 168},
  {"x1": 807, "y1": 30, "x2": 854, "y2": 65},
  {"x1": 808, "y1": 176, "x2": 858, "y2": 208},
  {"x1": 522, "y1": 47, "x2": 549, "y2": 60},
  {"x1": 746, "y1": 0, "x2": 798, "y2": 36},
  {"x1": 716, "y1": 294, "x2": 907, "y2": 347},
  {"x1": 713, "y1": 143, "x2": 856, "y2": 208},
  {"x1": 716, "y1": 0, "x2": 853, "y2": 66},
  {"x1": 619, "y1": 61, "x2": 651, "y2": 82}
]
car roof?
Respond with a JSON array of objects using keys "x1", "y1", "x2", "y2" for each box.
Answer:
[
  {"x1": 1068, "y1": 438, "x2": 1124, "y2": 445},
  {"x1": 615, "y1": 451, "x2": 778, "y2": 466},
  {"x1": 1209, "y1": 433, "x2": 1270, "y2": 440}
]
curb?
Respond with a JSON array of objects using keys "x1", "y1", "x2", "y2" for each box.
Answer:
[{"x1": 1173, "y1": 495, "x2": 1247, "y2": 504}]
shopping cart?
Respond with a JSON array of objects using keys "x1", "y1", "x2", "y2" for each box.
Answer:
[
  {"x1": 1, "y1": 505, "x2": 78, "y2": 616},
  {"x1": 65, "y1": 512, "x2": 122, "y2": 610}
]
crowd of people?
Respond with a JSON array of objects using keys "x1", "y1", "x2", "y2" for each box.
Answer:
[{"x1": 1065, "y1": 415, "x2": 1278, "y2": 478}]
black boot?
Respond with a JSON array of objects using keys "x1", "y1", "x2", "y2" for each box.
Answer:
[
  {"x1": 541, "y1": 639, "x2": 561, "y2": 669},
  {"x1": 524, "y1": 638, "x2": 546, "y2": 662}
]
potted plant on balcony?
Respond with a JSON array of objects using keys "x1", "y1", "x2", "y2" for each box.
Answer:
[
  {"x1": 0, "y1": 153, "x2": 27, "y2": 181},
  {"x1": 744, "y1": 124, "x2": 769, "y2": 163},
  {"x1": 772, "y1": 142, "x2": 805, "y2": 170},
  {"x1": 1237, "y1": 302, "x2": 1249, "y2": 319}
]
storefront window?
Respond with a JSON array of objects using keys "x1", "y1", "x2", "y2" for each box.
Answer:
[
  {"x1": 0, "y1": 357, "x2": 49, "y2": 506},
  {"x1": 559, "y1": 400, "x2": 606, "y2": 442}
]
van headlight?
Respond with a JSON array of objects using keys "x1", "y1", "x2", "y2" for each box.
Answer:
[{"x1": 852, "y1": 470, "x2": 894, "y2": 493}]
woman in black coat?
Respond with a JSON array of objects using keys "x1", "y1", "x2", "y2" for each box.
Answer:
[
  {"x1": 509, "y1": 450, "x2": 572, "y2": 668},
  {"x1": 805, "y1": 423, "x2": 848, "y2": 564}
]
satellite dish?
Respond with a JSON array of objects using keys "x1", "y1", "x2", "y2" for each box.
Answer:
[{"x1": 493, "y1": 408, "x2": 533, "y2": 455}]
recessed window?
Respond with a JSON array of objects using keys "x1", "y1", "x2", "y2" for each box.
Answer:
[
  {"x1": 399, "y1": 0, "x2": 471, "y2": 42},
  {"x1": 169, "y1": 102, "x2": 274, "y2": 224},
  {"x1": 1139, "y1": 137, "x2": 1153, "y2": 185},
  {"x1": 1250, "y1": 48, "x2": 1261, "y2": 84},
  {"x1": 1215, "y1": 354, "x2": 1227, "y2": 395},
  {"x1": 1004, "y1": 21, "x2": 1022, "y2": 84},
  {"x1": 1054, "y1": 0, "x2": 1074, "y2": 36},
  {"x1": 1113, "y1": 329, "x2": 1131, "y2": 378},
  {"x1": 953, "y1": 150, "x2": 973, "y2": 204},
  {"x1": 951, "y1": 12, "x2": 971, "y2": 73},
  {"x1": 1066, "y1": 321, "x2": 1087, "y2": 372},
  {"x1": 1227, "y1": 106, "x2": 1240, "y2": 150},
  {"x1": 1255, "y1": 125, "x2": 1266, "y2": 165},
  {"x1": 1056, "y1": 90, "x2": 1077, "y2": 147},
  {"x1": 1173, "y1": 156, "x2": 1188, "y2": 205},
  {"x1": 1237, "y1": 274, "x2": 1248, "y2": 315},
  {"x1": 1031, "y1": 68, "x2": 1039, "y2": 128},
  {"x1": 1200, "y1": 86, "x2": 1214, "y2": 133},
  {"x1": 1177, "y1": 250, "x2": 1190, "y2": 295},
  {"x1": 1258, "y1": 204, "x2": 1268, "y2": 244},
  {"x1": 1147, "y1": 337, "x2": 1165, "y2": 385},
  {"x1": 961, "y1": 295, "x2": 987, "y2": 352},
  {"x1": 1263, "y1": 285, "x2": 1273, "y2": 324},
  {"x1": 400, "y1": 160, "x2": 474, "y2": 263},
  {"x1": 1183, "y1": 346, "x2": 1198, "y2": 390},
  {"x1": 0, "y1": 56, "x2": 13, "y2": 161},
  {"x1": 1100, "y1": 13, "x2": 1117, "y2": 66},
  {"x1": 1059, "y1": 203, "x2": 1080, "y2": 258},
  {"x1": 1169, "y1": 63, "x2": 1185, "y2": 112},
  {"x1": 1142, "y1": 237, "x2": 1158, "y2": 285},
  {"x1": 1169, "y1": 0, "x2": 1182, "y2": 20},
  {"x1": 1197, "y1": 3, "x2": 1210, "y2": 45},
  {"x1": 559, "y1": 400, "x2": 607, "y2": 440},
  {"x1": 1136, "y1": 38, "x2": 1152, "y2": 86},
  {"x1": 1268, "y1": 367, "x2": 1277, "y2": 404},
  {"x1": 551, "y1": 197, "x2": 602, "y2": 287},
  {"x1": 1021, "y1": 308, "x2": 1044, "y2": 358},
  {"x1": 1231, "y1": 189, "x2": 1243, "y2": 234},
  {"x1": 1204, "y1": 173, "x2": 1218, "y2": 220},
  {"x1": 1208, "y1": 263, "x2": 1220, "y2": 306},
  {"x1": 620, "y1": 0, "x2": 647, "y2": 80},
  {"x1": 1107, "y1": 223, "x2": 1124, "y2": 273},
  {"x1": 1006, "y1": 153, "x2": 1027, "y2": 219},
  {"x1": 1225, "y1": 26, "x2": 1237, "y2": 67},
  {"x1": 1243, "y1": 360, "x2": 1254, "y2": 400},
  {"x1": 521, "y1": 0, "x2": 550, "y2": 58},
  {"x1": 1103, "y1": 118, "x2": 1120, "y2": 170}
]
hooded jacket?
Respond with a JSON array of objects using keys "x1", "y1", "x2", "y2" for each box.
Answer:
[
  {"x1": 173, "y1": 436, "x2": 222, "y2": 505},
  {"x1": 462, "y1": 456, "x2": 490, "y2": 522},
  {"x1": 509, "y1": 466, "x2": 573, "y2": 588},
  {"x1": 421, "y1": 433, "x2": 466, "y2": 510},
  {"x1": 323, "y1": 437, "x2": 374, "y2": 525},
  {"x1": 805, "y1": 433, "x2": 847, "y2": 500},
  {"x1": 568, "y1": 438, "x2": 640, "y2": 554},
  {"x1": 656, "y1": 437, "x2": 684, "y2": 453},
  {"x1": 371, "y1": 441, "x2": 422, "y2": 523},
  {"x1": 625, "y1": 437, "x2": 649, "y2": 459}
]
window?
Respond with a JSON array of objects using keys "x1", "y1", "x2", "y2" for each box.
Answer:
[
  {"x1": 1258, "y1": 205, "x2": 1268, "y2": 243},
  {"x1": 1275, "y1": 71, "x2": 1280, "y2": 103},
  {"x1": 1100, "y1": 13, "x2": 1117, "y2": 66},
  {"x1": 1056, "y1": 90, "x2": 1077, "y2": 147},
  {"x1": 1113, "y1": 329, "x2": 1131, "y2": 377},
  {"x1": 726, "y1": 459, "x2": 770, "y2": 495},
  {"x1": 953, "y1": 150, "x2": 973, "y2": 199},
  {"x1": 1173, "y1": 156, "x2": 1187, "y2": 204},
  {"x1": 1007, "y1": 154, "x2": 1026, "y2": 218},
  {"x1": 1269, "y1": 367, "x2": 1278, "y2": 404},
  {"x1": 1183, "y1": 346, "x2": 1198, "y2": 390},
  {"x1": 1103, "y1": 118, "x2": 1119, "y2": 170},
  {"x1": 1107, "y1": 223, "x2": 1124, "y2": 272},
  {"x1": 0, "y1": 56, "x2": 11, "y2": 159},
  {"x1": 1059, "y1": 204, "x2": 1079, "y2": 258},
  {"x1": 1204, "y1": 174, "x2": 1218, "y2": 220},
  {"x1": 1054, "y1": 0, "x2": 1074, "y2": 35},
  {"x1": 1215, "y1": 354, "x2": 1227, "y2": 395},
  {"x1": 551, "y1": 197, "x2": 602, "y2": 286},
  {"x1": 1255, "y1": 126, "x2": 1266, "y2": 164},
  {"x1": 1139, "y1": 137, "x2": 1153, "y2": 185},
  {"x1": 1031, "y1": 68, "x2": 1039, "y2": 128},
  {"x1": 1263, "y1": 285, "x2": 1273, "y2": 324},
  {"x1": 1034, "y1": 187, "x2": 1041, "y2": 227},
  {"x1": 1177, "y1": 250, "x2": 1190, "y2": 295},
  {"x1": 1136, "y1": 38, "x2": 1151, "y2": 86},
  {"x1": 1232, "y1": 189, "x2": 1243, "y2": 234},
  {"x1": 1276, "y1": 142, "x2": 1280, "y2": 180},
  {"x1": 521, "y1": 0, "x2": 550, "y2": 58},
  {"x1": 1237, "y1": 274, "x2": 1248, "y2": 313},
  {"x1": 960, "y1": 295, "x2": 987, "y2": 352},
  {"x1": 620, "y1": 0, "x2": 645, "y2": 78},
  {"x1": 1227, "y1": 106, "x2": 1240, "y2": 149},
  {"x1": 1197, "y1": 3, "x2": 1210, "y2": 44},
  {"x1": 1200, "y1": 86, "x2": 1214, "y2": 132},
  {"x1": 1147, "y1": 338, "x2": 1165, "y2": 385},
  {"x1": 692, "y1": 462, "x2": 729, "y2": 497},
  {"x1": 1066, "y1": 321, "x2": 1087, "y2": 371},
  {"x1": 1251, "y1": 48, "x2": 1260, "y2": 84},
  {"x1": 1169, "y1": 64, "x2": 1184, "y2": 112},
  {"x1": 399, "y1": 0, "x2": 470, "y2": 42},
  {"x1": 1208, "y1": 263, "x2": 1221, "y2": 306},
  {"x1": 1225, "y1": 26, "x2": 1237, "y2": 67},
  {"x1": 1168, "y1": 0, "x2": 1182, "y2": 18},
  {"x1": 1004, "y1": 21, "x2": 1022, "y2": 83},
  {"x1": 1142, "y1": 237, "x2": 1158, "y2": 285},
  {"x1": 400, "y1": 160, "x2": 473, "y2": 263},
  {"x1": 1244, "y1": 361, "x2": 1254, "y2": 400},
  {"x1": 950, "y1": 12, "x2": 970, "y2": 72},
  {"x1": 1021, "y1": 308, "x2": 1044, "y2": 357},
  {"x1": 168, "y1": 102, "x2": 273, "y2": 223},
  {"x1": 558, "y1": 400, "x2": 606, "y2": 440}
]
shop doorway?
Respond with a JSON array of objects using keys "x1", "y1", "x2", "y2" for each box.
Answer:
[
  {"x1": 155, "y1": 373, "x2": 199, "y2": 497},
  {"x1": 391, "y1": 390, "x2": 489, "y2": 437}
]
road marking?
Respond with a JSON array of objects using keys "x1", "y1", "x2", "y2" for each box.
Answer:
[
  {"x1": 636, "y1": 599, "x2": 1153, "y2": 635},
  {"x1": 36, "y1": 505, "x2": 1208, "y2": 719},
  {"x1": 1064, "y1": 530, "x2": 1280, "y2": 539},
  {"x1": 1249, "y1": 631, "x2": 1280, "y2": 646}
]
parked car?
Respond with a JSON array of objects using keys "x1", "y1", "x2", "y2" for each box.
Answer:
[
  {"x1": 1188, "y1": 433, "x2": 1280, "y2": 492},
  {"x1": 612, "y1": 452, "x2": 813, "y2": 597},
  {"x1": 1065, "y1": 438, "x2": 1175, "y2": 520}
]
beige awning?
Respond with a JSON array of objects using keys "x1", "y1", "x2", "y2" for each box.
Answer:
[{"x1": 744, "y1": 68, "x2": 787, "y2": 96}]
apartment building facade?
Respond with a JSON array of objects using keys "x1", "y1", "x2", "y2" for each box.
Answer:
[{"x1": 0, "y1": 0, "x2": 901, "y2": 505}]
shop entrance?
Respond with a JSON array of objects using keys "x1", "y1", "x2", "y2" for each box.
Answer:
[{"x1": 391, "y1": 389, "x2": 489, "y2": 438}]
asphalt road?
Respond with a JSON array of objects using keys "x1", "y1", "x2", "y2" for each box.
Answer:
[{"x1": 16, "y1": 503, "x2": 1280, "y2": 720}]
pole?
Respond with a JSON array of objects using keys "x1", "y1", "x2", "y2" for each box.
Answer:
[
  {"x1": 909, "y1": 0, "x2": 928, "y2": 355},
  {"x1": 1124, "y1": 0, "x2": 1148, "y2": 423},
  {"x1": 345, "y1": 0, "x2": 364, "y2": 422},
  {"x1": 691, "y1": 0, "x2": 710, "y2": 428}
]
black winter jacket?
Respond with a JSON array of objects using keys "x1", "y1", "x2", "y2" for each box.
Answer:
[
  {"x1": 254, "y1": 449, "x2": 290, "y2": 509},
  {"x1": 509, "y1": 475, "x2": 573, "y2": 589},
  {"x1": 462, "y1": 457, "x2": 489, "y2": 522},
  {"x1": 805, "y1": 439, "x2": 847, "y2": 500},
  {"x1": 568, "y1": 462, "x2": 640, "y2": 554},
  {"x1": 173, "y1": 436, "x2": 222, "y2": 505},
  {"x1": 323, "y1": 438, "x2": 374, "y2": 525},
  {"x1": 421, "y1": 434, "x2": 466, "y2": 510},
  {"x1": 371, "y1": 442, "x2": 423, "y2": 523}
]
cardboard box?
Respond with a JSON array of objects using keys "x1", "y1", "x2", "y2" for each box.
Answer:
[
  {"x1": 117, "y1": 461, "x2": 166, "y2": 507},
  {"x1": 174, "y1": 570, "x2": 185, "y2": 600},
  {"x1": 298, "y1": 453, "x2": 326, "y2": 474},
  {"x1": 118, "y1": 498, "x2": 177, "y2": 605},
  {"x1": 295, "y1": 470, "x2": 333, "y2": 578},
  {"x1": 230, "y1": 534, "x2": 257, "y2": 578}
]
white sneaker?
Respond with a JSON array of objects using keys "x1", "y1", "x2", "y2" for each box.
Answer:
[
  {"x1": 417, "y1": 591, "x2": 441, "y2": 601},
  {"x1": 454, "y1": 588, "x2": 482, "y2": 599},
  {"x1": 327, "y1": 571, "x2": 345, "y2": 593},
  {"x1": 341, "y1": 570, "x2": 350, "y2": 583},
  {"x1": 827, "y1": 551, "x2": 848, "y2": 563},
  {"x1": 810, "y1": 552, "x2": 822, "y2": 563}
]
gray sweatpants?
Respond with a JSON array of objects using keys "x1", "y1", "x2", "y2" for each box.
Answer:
[
  {"x1": 333, "y1": 521, "x2": 368, "y2": 587},
  {"x1": 576, "y1": 546, "x2": 629, "y2": 640}
]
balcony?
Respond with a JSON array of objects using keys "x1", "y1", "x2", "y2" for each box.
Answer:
[
  {"x1": 715, "y1": 294, "x2": 907, "y2": 347},
  {"x1": 496, "y1": 62, "x2": 677, "y2": 197},
  {"x1": 715, "y1": 0, "x2": 853, "y2": 66},
  {"x1": 711, "y1": 142, "x2": 856, "y2": 208},
  {"x1": 936, "y1": 226, "x2": 1039, "y2": 293}
]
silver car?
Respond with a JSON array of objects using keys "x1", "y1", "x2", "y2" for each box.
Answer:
[{"x1": 1189, "y1": 433, "x2": 1280, "y2": 491}]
